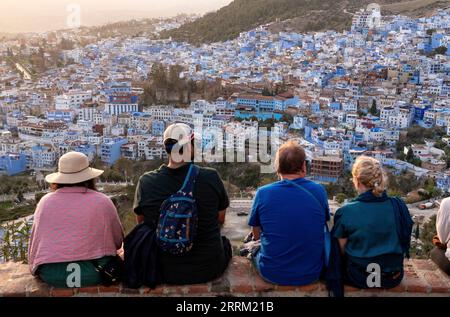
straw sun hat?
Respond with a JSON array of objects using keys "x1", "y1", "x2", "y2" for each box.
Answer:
[{"x1": 45, "y1": 152, "x2": 104, "y2": 184}]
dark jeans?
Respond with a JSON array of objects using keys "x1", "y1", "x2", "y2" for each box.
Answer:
[
  {"x1": 162, "y1": 236, "x2": 232, "y2": 285},
  {"x1": 221, "y1": 236, "x2": 233, "y2": 270},
  {"x1": 343, "y1": 259, "x2": 403, "y2": 289},
  {"x1": 430, "y1": 247, "x2": 450, "y2": 276}
]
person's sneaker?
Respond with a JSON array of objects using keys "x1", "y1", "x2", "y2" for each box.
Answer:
[{"x1": 239, "y1": 248, "x2": 250, "y2": 257}]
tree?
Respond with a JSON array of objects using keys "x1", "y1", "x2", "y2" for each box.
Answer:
[
  {"x1": 91, "y1": 155, "x2": 104, "y2": 169},
  {"x1": 435, "y1": 46, "x2": 447, "y2": 55},
  {"x1": 141, "y1": 83, "x2": 156, "y2": 106},
  {"x1": 16, "y1": 192, "x2": 24, "y2": 203},
  {"x1": 406, "y1": 125, "x2": 426, "y2": 143},
  {"x1": 324, "y1": 172, "x2": 356, "y2": 199},
  {"x1": 262, "y1": 87, "x2": 274, "y2": 96},
  {"x1": 168, "y1": 64, "x2": 184, "y2": 90},
  {"x1": 59, "y1": 38, "x2": 75, "y2": 50},
  {"x1": 387, "y1": 170, "x2": 421, "y2": 196},
  {"x1": 406, "y1": 148, "x2": 414, "y2": 161},
  {"x1": 357, "y1": 109, "x2": 365, "y2": 118},
  {"x1": 336, "y1": 193, "x2": 347, "y2": 204},
  {"x1": 434, "y1": 139, "x2": 447, "y2": 150},
  {"x1": 35, "y1": 192, "x2": 46, "y2": 204},
  {"x1": 423, "y1": 126, "x2": 445, "y2": 140},
  {"x1": 414, "y1": 215, "x2": 437, "y2": 258},
  {"x1": 113, "y1": 158, "x2": 133, "y2": 181},
  {"x1": 444, "y1": 154, "x2": 450, "y2": 168},
  {"x1": 280, "y1": 114, "x2": 293, "y2": 125},
  {"x1": 433, "y1": 46, "x2": 447, "y2": 56},
  {"x1": 369, "y1": 100, "x2": 378, "y2": 116},
  {"x1": 410, "y1": 158, "x2": 422, "y2": 167},
  {"x1": 151, "y1": 63, "x2": 168, "y2": 88},
  {"x1": 422, "y1": 178, "x2": 442, "y2": 199},
  {"x1": 414, "y1": 224, "x2": 420, "y2": 239}
]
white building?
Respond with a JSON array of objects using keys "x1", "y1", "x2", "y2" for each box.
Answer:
[
  {"x1": 351, "y1": 3, "x2": 382, "y2": 32},
  {"x1": 78, "y1": 105, "x2": 98, "y2": 122},
  {"x1": 55, "y1": 90, "x2": 92, "y2": 110},
  {"x1": 388, "y1": 106, "x2": 414, "y2": 129},
  {"x1": 292, "y1": 116, "x2": 307, "y2": 129},
  {"x1": 105, "y1": 101, "x2": 139, "y2": 116}
]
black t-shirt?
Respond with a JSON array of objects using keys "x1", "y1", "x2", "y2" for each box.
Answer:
[{"x1": 133, "y1": 164, "x2": 230, "y2": 284}]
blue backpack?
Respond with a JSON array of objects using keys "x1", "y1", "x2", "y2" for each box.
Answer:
[{"x1": 156, "y1": 164, "x2": 200, "y2": 255}]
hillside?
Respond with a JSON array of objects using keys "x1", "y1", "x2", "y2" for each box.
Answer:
[{"x1": 160, "y1": 0, "x2": 449, "y2": 44}]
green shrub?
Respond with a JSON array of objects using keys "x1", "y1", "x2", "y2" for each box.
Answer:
[{"x1": 0, "y1": 220, "x2": 31, "y2": 263}]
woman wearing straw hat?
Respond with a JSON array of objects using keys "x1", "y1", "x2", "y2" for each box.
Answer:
[{"x1": 28, "y1": 152, "x2": 124, "y2": 288}]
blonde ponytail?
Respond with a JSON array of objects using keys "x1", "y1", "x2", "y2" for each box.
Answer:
[{"x1": 352, "y1": 156, "x2": 386, "y2": 197}]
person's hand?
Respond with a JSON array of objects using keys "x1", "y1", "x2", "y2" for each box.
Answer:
[
  {"x1": 432, "y1": 235, "x2": 446, "y2": 250},
  {"x1": 117, "y1": 247, "x2": 124, "y2": 260},
  {"x1": 243, "y1": 232, "x2": 254, "y2": 243}
]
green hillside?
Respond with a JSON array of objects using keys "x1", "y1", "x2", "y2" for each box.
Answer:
[{"x1": 160, "y1": 0, "x2": 448, "y2": 44}]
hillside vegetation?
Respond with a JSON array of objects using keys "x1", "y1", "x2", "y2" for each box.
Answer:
[{"x1": 161, "y1": 0, "x2": 448, "y2": 44}]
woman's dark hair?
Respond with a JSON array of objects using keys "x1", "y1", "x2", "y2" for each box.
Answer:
[{"x1": 52, "y1": 178, "x2": 97, "y2": 191}]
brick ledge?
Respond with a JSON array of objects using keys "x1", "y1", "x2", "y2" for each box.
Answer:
[{"x1": 0, "y1": 257, "x2": 449, "y2": 297}]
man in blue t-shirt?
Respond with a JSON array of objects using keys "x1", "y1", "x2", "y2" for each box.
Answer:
[{"x1": 248, "y1": 141, "x2": 329, "y2": 286}]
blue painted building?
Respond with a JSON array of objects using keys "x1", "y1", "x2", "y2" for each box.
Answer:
[
  {"x1": 152, "y1": 120, "x2": 165, "y2": 136},
  {"x1": 304, "y1": 125, "x2": 313, "y2": 142},
  {"x1": 72, "y1": 144, "x2": 97, "y2": 161},
  {"x1": 431, "y1": 33, "x2": 445, "y2": 49},
  {"x1": 329, "y1": 102, "x2": 341, "y2": 111},
  {"x1": 101, "y1": 138, "x2": 128, "y2": 165},
  {"x1": 105, "y1": 82, "x2": 132, "y2": 95},
  {"x1": 436, "y1": 173, "x2": 450, "y2": 193},
  {"x1": 353, "y1": 132, "x2": 365, "y2": 144},
  {"x1": 235, "y1": 94, "x2": 298, "y2": 120},
  {"x1": 234, "y1": 111, "x2": 283, "y2": 121},
  {"x1": 106, "y1": 94, "x2": 139, "y2": 115},
  {"x1": 408, "y1": 70, "x2": 420, "y2": 84},
  {"x1": 311, "y1": 102, "x2": 321, "y2": 114},
  {"x1": 414, "y1": 105, "x2": 431, "y2": 121},
  {"x1": 0, "y1": 153, "x2": 27, "y2": 176},
  {"x1": 108, "y1": 94, "x2": 138, "y2": 104},
  {"x1": 46, "y1": 110, "x2": 75, "y2": 123},
  {"x1": 335, "y1": 66, "x2": 346, "y2": 76}
]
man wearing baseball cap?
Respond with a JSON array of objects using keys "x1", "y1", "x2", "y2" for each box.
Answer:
[
  {"x1": 132, "y1": 123, "x2": 232, "y2": 285},
  {"x1": 162, "y1": 122, "x2": 197, "y2": 164}
]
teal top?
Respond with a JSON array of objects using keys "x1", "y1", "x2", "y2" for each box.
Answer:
[{"x1": 333, "y1": 191, "x2": 404, "y2": 271}]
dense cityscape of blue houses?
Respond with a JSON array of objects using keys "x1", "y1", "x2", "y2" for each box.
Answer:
[{"x1": 0, "y1": 5, "x2": 449, "y2": 190}]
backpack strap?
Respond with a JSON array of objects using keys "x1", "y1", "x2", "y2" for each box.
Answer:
[
  {"x1": 285, "y1": 179, "x2": 331, "y2": 266},
  {"x1": 178, "y1": 164, "x2": 200, "y2": 196},
  {"x1": 285, "y1": 179, "x2": 330, "y2": 221}
]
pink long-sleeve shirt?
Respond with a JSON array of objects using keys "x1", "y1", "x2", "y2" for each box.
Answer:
[{"x1": 28, "y1": 187, "x2": 124, "y2": 275}]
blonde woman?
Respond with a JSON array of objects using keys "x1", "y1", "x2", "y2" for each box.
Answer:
[{"x1": 333, "y1": 156, "x2": 413, "y2": 289}]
